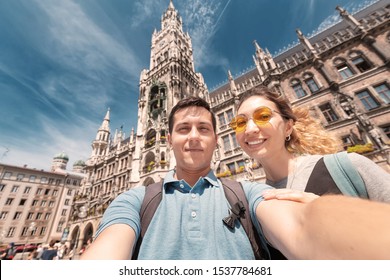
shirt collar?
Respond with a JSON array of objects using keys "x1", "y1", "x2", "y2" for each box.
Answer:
[{"x1": 163, "y1": 169, "x2": 220, "y2": 190}]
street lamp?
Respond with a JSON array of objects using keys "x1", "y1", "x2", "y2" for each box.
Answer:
[{"x1": 333, "y1": 90, "x2": 384, "y2": 151}]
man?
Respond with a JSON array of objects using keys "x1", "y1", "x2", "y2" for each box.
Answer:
[
  {"x1": 81, "y1": 96, "x2": 390, "y2": 260},
  {"x1": 0, "y1": 242, "x2": 15, "y2": 260},
  {"x1": 40, "y1": 240, "x2": 58, "y2": 260}
]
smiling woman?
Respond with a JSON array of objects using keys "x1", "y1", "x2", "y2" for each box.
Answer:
[{"x1": 233, "y1": 85, "x2": 390, "y2": 258}]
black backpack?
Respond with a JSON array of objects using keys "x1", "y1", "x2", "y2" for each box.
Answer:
[{"x1": 132, "y1": 178, "x2": 266, "y2": 259}]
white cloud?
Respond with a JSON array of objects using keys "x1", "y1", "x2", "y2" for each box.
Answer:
[
  {"x1": 34, "y1": 0, "x2": 140, "y2": 77},
  {"x1": 1, "y1": 112, "x2": 97, "y2": 170},
  {"x1": 309, "y1": 0, "x2": 374, "y2": 37},
  {"x1": 180, "y1": 0, "x2": 226, "y2": 68},
  {"x1": 126, "y1": 0, "x2": 232, "y2": 73},
  {"x1": 130, "y1": 0, "x2": 165, "y2": 29}
]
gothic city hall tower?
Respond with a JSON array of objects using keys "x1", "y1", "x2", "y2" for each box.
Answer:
[
  {"x1": 68, "y1": 1, "x2": 209, "y2": 251},
  {"x1": 132, "y1": 0, "x2": 208, "y2": 185}
]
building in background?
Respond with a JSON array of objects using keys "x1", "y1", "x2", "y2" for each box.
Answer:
[
  {"x1": 67, "y1": 0, "x2": 390, "y2": 255},
  {"x1": 0, "y1": 152, "x2": 85, "y2": 249},
  {"x1": 210, "y1": 0, "x2": 390, "y2": 181}
]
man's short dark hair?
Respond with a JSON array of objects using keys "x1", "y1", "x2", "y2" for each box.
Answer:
[{"x1": 168, "y1": 96, "x2": 216, "y2": 134}]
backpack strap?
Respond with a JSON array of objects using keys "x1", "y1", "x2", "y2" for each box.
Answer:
[
  {"x1": 220, "y1": 178, "x2": 264, "y2": 260},
  {"x1": 323, "y1": 152, "x2": 368, "y2": 198},
  {"x1": 131, "y1": 181, "x2": 163, "y2": 259}
]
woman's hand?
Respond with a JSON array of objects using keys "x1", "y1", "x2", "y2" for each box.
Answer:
[{"x1": 262, "y1": 188, "x2": 319, "y2": 203}]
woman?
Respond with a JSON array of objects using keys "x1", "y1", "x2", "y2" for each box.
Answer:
[
  {"x1": 230, "y1": 86, "x2": 390, "y2": 258},
  {"x1": 230, "y1": 86, "x2": 390, "y2": 201}
]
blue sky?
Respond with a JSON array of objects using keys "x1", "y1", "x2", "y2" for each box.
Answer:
[{"x1": 0, "y1": 0, "x2": 376, "y2": 170}]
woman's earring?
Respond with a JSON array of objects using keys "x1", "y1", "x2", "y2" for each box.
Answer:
[{"x1": 285, "y1": 135, "x2": 291, "y2": 142}]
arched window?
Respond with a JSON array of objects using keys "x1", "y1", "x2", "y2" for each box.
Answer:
[
  {"x1": 349, "y1": 51, "x2": 372, "y2": 73},
  {"x1": 290, "y1": 79, "x2": 307, "y2": 98},
  {"x1": 334, "y1": 57, "x2": 354, "y2": 80},
  {"x1": 303, "y1": 72, "x2": 320, "y2": 93},
  {"x1": 144, "y1": 152, "x2": 156, "y2": 173},
  {"x1": 145, "y1": 129, "x2": 156, "y2": 149}
]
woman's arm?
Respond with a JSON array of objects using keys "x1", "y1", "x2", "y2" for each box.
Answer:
[{"x1": 257, "y1": 194, "x2": 390, "y2": 259}]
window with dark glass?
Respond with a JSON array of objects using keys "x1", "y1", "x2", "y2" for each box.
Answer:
[
  {"x1": 356, "y1": 90, "x2": 380, "y2": 110},
  {"x1": 374, "y1": 83, "x2": 390, "y2": 104},
  {"x1": 336, "y1": 63, "x2": 354, "y2": 79},
  {"x1": 21, "y1": 227, "x2": 28, "y2": 236},
  {"x1": 352, "y1": 57, "x2": 371, "y2": 73},
  {"x1": 0, "y1": 212, "x2": 8, "y2": 219},
  {"x1": 231, "y1": 133, "x2": 239, "y2": 149},
  {"x1": 381, "y1": 125, "x2": 390, "y2": 139},
  {"x1": 319, "y1": 103, "x2": 339, "y2": 123},
  {"x1": 5, "y1": 198, "x2": 14, "y2": 205},
  {"x1": 226, "y1": 109, "x2": 234, "y2": 123},
  {"x1": 222, "y1": 135, "x2": 231, "y2": 151},
  {"x1": 7, "y1": 227, "x2": 16, "y2": 237},
  {"x1": 305, "y1": 77, "x2": 319, "y2": 93},
  {"x1": 291, "y1": 80, "x2": 307, "y2": 98},
  {"x1": 13, "y1": 212, "x2": 21, "y2": 220},
  {"x1": 227, "y1": 163, "x2": 235, "y2": 174},
  {"x1": 218, "y1": 113, "x2": 226, "y2": 126},
  {"x1": 40, "y1": 227, "x2": 46, "y2": 235}
]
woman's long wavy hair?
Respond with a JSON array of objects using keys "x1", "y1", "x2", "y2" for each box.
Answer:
[{"x1": 236, "y1": 86, "x2": 342, "y2": 155}]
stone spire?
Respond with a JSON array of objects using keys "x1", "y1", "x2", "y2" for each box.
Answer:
[
  {"x1": 296, "y1": 28, "x2": 318, "y2": 58},
  {"x1": 90, "y1": 108, "x2": 111, "y2": 163},
  {"x1": 336, "y1": 6, "x2": 365, "y2": 33},
  {"x1": 253, "y1": 40, "x2": 277, "y2": 80}
]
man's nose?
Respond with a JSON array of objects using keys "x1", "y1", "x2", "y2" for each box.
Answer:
[{"x1": 188, "y1": 127, "x2": 200, "y2": 139}]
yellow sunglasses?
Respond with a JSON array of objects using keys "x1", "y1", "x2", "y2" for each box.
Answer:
[{"x1": 229, "y1": 106, "x2": 286, "y2": 133}]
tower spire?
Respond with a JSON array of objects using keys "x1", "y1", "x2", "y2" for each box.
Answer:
[
  {"x1": 99, "y1": 108, "x2": 110, "y2": 131},
  {"x1": 296, "y1": 28, "x2": 318, "y2": 58},
  {"x1": 336, "y1": 6, "x2": 365, "y2": 33},
  {"x1": 90, "y1": 108, "x2": 111, "y2": 163},
  {"x1": 169, "y1": 0, "x2": 174, "y2": 10}
]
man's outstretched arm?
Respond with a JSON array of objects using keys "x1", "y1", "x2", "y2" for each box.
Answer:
[
  {"x1": 80, "y1": 224, "x2": 136, "y2": 260},
  {"x1": 257, "y1": 195, "x2": 390, "y2": 259}
]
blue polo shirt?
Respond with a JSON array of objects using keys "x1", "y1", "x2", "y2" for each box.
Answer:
[{"x1": 95, "y1": 170, "x2": 272, "y2": 259}]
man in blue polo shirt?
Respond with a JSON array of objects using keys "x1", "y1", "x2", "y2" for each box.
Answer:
[{"x1": 81, "y1": 96, "x2": 390, "y2": 260}]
